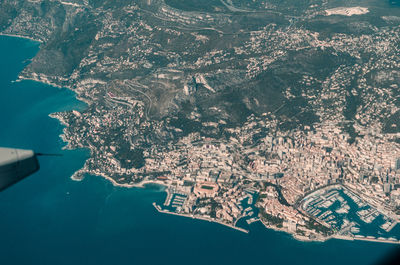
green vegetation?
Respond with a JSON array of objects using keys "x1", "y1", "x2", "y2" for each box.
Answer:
[
  {"x1": 304, "y1": 219, "x2": 332, "y2": 236},
  {"x1": 395, "y1": 206, "x2": 400, "y2": 215},
  {"x1": 183, "y1": 180, "x2": 194, "y2": 186},
  {"x1": 296, "y1": 229, "x2": 305, "y2": 236},
  {"x1": 165, "y1": 0, "x2": 227, "y2": 12},
  {"x1": 259, "y1": 208, "x2": 283, "y2": 228},
  {"x1": 116, "y1": 145, "x2": 145, "y2": 169},
  {"x1": 258, "y1": 193, "x2": 268, "y2": 199},
  {"x1": 371, "y1": 176, "x2": 379, "y2": 183},
  {"x1": 200, "y1": 185, "x2": 214, "y2": 190},
  {"x1": 196, "y1": 198, "x2": 220, "y2": 218}
]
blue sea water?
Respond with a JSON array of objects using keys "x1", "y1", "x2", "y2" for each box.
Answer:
[
  {"x1": 0, "y1": 35, "x2": 398, "y2": 265},
  {"x1": 389, "y1": 0, "x2": 400, "y2": 7}
]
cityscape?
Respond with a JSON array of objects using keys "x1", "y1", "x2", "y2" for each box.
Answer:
[
  {"x1": 2, "y1": 0, "x2": 400, "y2": 251},
  {"x1": 54, "y1": 106, "x2": 400, "y2": 243}
]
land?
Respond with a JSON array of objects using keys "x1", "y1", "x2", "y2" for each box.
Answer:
[
  {"x1": 325, "y1": 7, "x2": 369, "y2": 16},
  {"x1": 1, "y1": 0, "x2": 400, "y2": 243}
]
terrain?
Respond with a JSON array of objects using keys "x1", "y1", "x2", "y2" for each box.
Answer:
[{"x1": 1, "y1": 0, "x2": 400, "y2": 241}]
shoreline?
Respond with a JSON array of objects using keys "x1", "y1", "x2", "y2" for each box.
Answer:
[
  {"x1": 0, "y1": 33, "x2": 43, "y2": 43},
  {"x1": 3, "y1": 33, "x2": 400, "y2": 246},
  {"x1": 259, "y1": 219, "x2": 325, "y2": 243},
  {"x1": 152, "y1": 202, "x2": 249, "y2": 234},
  {"x1": 72, "y1": 167, "x2": 168, "y2": 190},
  {"x1": 259, "y1": 218, "x2": 400, "y2": 245},
  {"x1": 78, "y1": 173, "x2": 400, "y2": 245}
]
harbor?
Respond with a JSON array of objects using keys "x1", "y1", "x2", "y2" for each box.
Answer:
[{"x1": 300, "y1": 185, "x2": 400, "y2": 244}]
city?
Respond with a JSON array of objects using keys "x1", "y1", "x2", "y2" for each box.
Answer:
[{"x1": 53, "y1": 105, "x2": 400, "y2": 243}]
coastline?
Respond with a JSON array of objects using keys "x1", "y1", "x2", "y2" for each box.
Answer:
[
  {"x1": 2, "y1": 33, "x2": 400, "y2": 246},
  {"x1": 2, "y1": 23, "x2": 400, "y2": 265},
  {"x1": 0, "y1": 33, "x2": 43, "y2": 43},
  {"x1": 71, "y1": 165, "x2": 168, "y2": 190},
  {"x1": 152, "y1": 202, "x2": 249, "y2": 234},
  {"x1": 259, "y1": 218, "x2": 400, "y2": 245},
  {"x1": 259, "y1": 219, "x2": 325, "y2": 243}
]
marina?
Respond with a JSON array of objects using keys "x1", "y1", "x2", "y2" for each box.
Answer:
[{"x1": 301, "y1": 185, "x2": 400, "y2": 243}]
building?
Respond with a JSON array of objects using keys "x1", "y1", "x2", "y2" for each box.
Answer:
[
  {"x1": 193, "y1": 181, "x2": 219, "y2": 197},
  {"x1": 396, "y1": 158, "x2": 400, "y2": 171}
]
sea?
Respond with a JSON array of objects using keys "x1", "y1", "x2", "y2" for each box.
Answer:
[{"x1": 0, "y1": 35, "x2": 398, "y2": 265}]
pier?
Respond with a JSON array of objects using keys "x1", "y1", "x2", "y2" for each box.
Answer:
[{"x1": 331, "y1": 234, "x2": 400, "y2": 244}]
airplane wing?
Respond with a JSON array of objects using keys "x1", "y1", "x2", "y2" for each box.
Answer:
[{"x1": 0, "y1": 148, "x2": 39, "y2": 191}]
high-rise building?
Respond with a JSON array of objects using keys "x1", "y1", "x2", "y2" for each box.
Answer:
[{"x1": 384, "y1": 183, "x2": 391, "y2": 193}]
